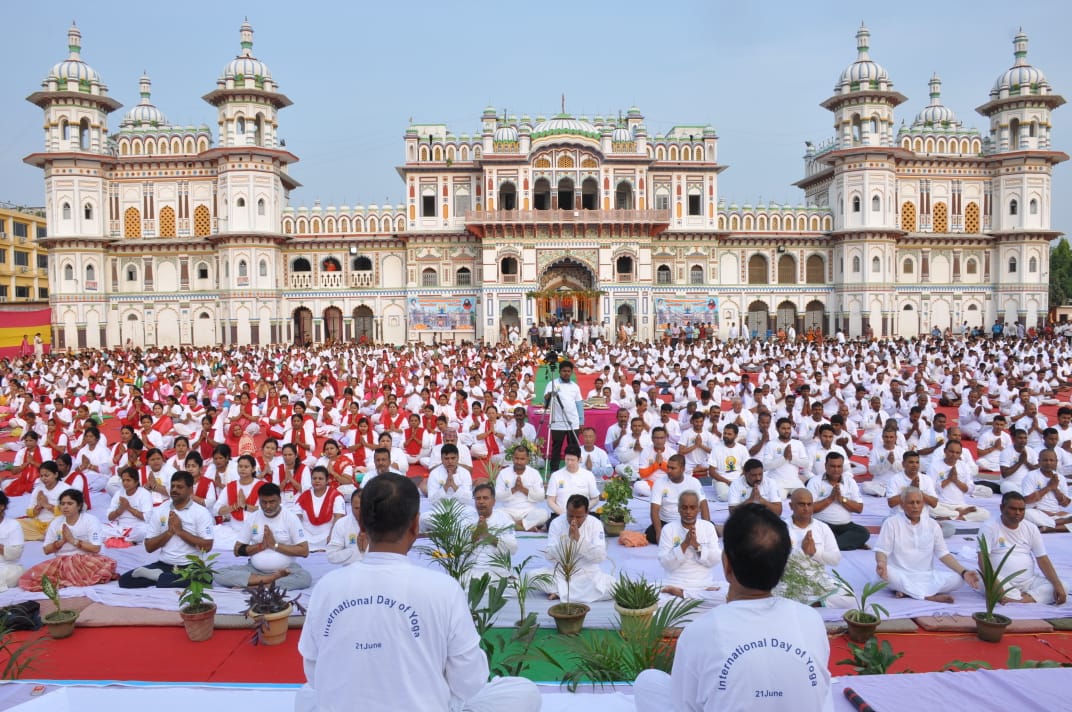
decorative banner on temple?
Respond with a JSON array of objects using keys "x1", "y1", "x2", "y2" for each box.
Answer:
[
  {"x1": 655, "y1": 296, "x2": 719, "y2": 330},
  {"x1": 408, "y1": 295, "x2": 476, "y2": 331},
  {"x1": 0, "y1": 308, "x2": 51, "y2": 358}
]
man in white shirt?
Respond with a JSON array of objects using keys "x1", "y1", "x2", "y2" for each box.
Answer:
[
  {"x1": 805, "y1": 452, "x2": 870, "y2": 550},
  {"x1": 658, "y1": 491, "x2": 722, "y2": 600},
  {"x1": 727, "y1": 458, "x2": 783, "y2": 516},
  {"x1": 325, "y1": 491, "x2": 366, "y2": 566},
  {"x1": 646, "y1": 454, "x2": 710, "y2": 545},
  {"x1": 543, "y1": 360, "x2": 583, "y2": 472},
  {"x1": 117, "y1": 471, "x2": 215, "y2": 588},
  {"x1": 469, "y1": 483, "x2": 518, "y2": 582},
  {"x1": 1019, "y1": 449, "x2": 1072, "y2": 532},
  {"x1": 999, "y1": 427, "x2": 1040, "y2": 494},
  {"x1": 679, "y1": 411, "x2": 716, "y2": 479},
  {"x1": 493, "y1": 447, "x2": 548, "y2": 532},
  {"x1": 577, "y1": 427, "x2": 613, "y2": 479},
  {"x1": 865, "y1": 428, "x2": 906, "y2": 497},
  {"x1": 634, "y1": 503, "x2": 832, "y2": 712},
  {"x1": 979, "y1": 492, "x2": 1067, "y2": 605},
  {"x1": 975, "y1": 415, "x2": 1011, "y2": 472},
  {"x1": 538, "y1": 494, "x2": 614, "y2": 603},
  {"x1": 295, "y1": 474, "x2": 539, "y2": 712},
  {"x1": 708, "y1": 423, "x2": 750, "y2": 501},
  {"x1": 874, "y1": 488, "x2": 980, "y2": 602},
  {"x1": 214, "y1": 483, "x2": 312, "y2": 590},
  {"x1": 778, "y1": 488, "x2": 854, "y2": 608},
  {"x1": 760, "y1": 417, "x2": 810, "y2": 497}
]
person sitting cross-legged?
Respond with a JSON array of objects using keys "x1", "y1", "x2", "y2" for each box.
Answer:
[
  {"x1": 979, "y1": 491, "x2": 1068, "y2": 605},
  {"x1": 214, "y1": 482, "x2": 312, "y2": 590},
  {"x1": 805, "y1": 451, "x2": 870, "y2": 550},
  {"x1": 118, "y1": 470, "x2": 215, "y2": 588},
  {"x1": 658, "y1": 490, "x2": 722, "y2": 602},
  {"x1": 537, "y1": 494, "x2": 614, "y2": 603},
  {"x1": 874, "y1": 487, "x2": 980, "y2": 603}
]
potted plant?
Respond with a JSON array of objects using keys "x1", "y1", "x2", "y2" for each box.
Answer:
[
  {"x1": 246, "y1": 581, "x2": 306, "y2": 646},
  {"x1": 611, "y1": 572, "x2": 660, "y2": 641},
  {"x1": 600, "y1": 474, "x2": 633, "y2": 537},
  {"x1": 547, "y1": 536, "x2": 589, "y2": 635},
  {"x1": 417, "y1": 498, "x2": 485, "y2": 583},
  {"x1": 490, "y1": 551, "x2": 554, "y2": 627},
  {"x1": 176, "y1": 552, "x2": 219, "y2": 642},
  {"x1": 40, "y1": 575, "x2": 77, "y2": 639},
  {"x1": 832, "y1": 570, "x2": 889, "y2": 644},
  {"x1": 973, "y1": 534, "x2": 1025, "y2": 643}
]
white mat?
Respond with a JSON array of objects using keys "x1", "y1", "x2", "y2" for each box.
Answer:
[{"x1": 1, "y1": 485, "x2": 1069, "y2": 626}]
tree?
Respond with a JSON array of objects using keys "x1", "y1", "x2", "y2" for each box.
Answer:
[{"x1": 1050, "y1": 239, "x2": 1072, "y2": 308}]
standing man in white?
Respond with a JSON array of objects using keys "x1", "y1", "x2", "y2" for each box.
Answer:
[
  {"x1": 635, "y1": 503, "x2": 833, "y2": 711},
  {"x1": 542, "y1": 359, "x2": 583, "y2": 473},
  {"x1": 296, "y1": 473, "x2": 539, "y2": 712}
]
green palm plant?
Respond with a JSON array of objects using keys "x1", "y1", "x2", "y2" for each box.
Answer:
[
  {"x1": 560, "y1": 596, "x2": 703, "y2": 690},
  {"x1": 488, "y1": 551, "x2": 554, "y2": 625},
  {"x1": 832, "y1": 570, "x2": 889, "y2": 624},
  {"x1": 976, "y1": 534, "x2": 1026, "y2": 622}
]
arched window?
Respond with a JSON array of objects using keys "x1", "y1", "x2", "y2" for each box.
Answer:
[
  {"x1": 353, "y1": 256, "x2": 373, "y2": 271},
  {"x1": 852, "y1": 196, "x2": 861, "y2": 213},
  {"x1": 902, "y1": 258, "x2": 914, "y2": 274},
  {"x1": 777, "y1": 254, "x2": 795, "y2": 284},
  {"x1": 1008, "y1": 257, "x2": 1018, "y2": 274},
  {"x1": 63, "y1": 264, "x2": 74, "y2": 280},
  {"x1": 871, "y1": 256, "x2": 881, "y2": 273},
  {"x1": 257, "y1": 198, "x2": 266, "y2": 216},
  {"x1": 292, "y1": 257, "x2": 312, "y2": 272},
  {"x1": 748, "y1": 254, "x2": 768, "y2": 284},
  {"x1": 805, "y1": 255, "x2": 824, "y2": 283},
  {"x1": 79, "y1": 119, "x2": 89, "y2": 150},
  {"x1": 615, "y1": 255, "x2": 634, "y2": 280},
  {"x1": 197, "y1": 262, "x2": 210, "y2": 280},
  {"x1": 236, "y1": 197, "x2": 246, "y2": 208},
  {"x1": 421, "y1": 267, "x2": 438, "y2": 286},
  {"x1": 84, "y1": 203, "x2": 92, "y2": 220},
  {"x1": 852, "y1": 255, "x2": 861, "y2": 273},
  {"x1": 85, "y1": 264, "x2": 95, "y2": 282},
  {"x1": 238, "y1": 260, "x2": 248, "y2": 277},
  {"x1": 455, "y1": 267, "x2": 472, "y2": 286},
  {"x1": 965, "y1": 258, "x2": 978, "y2": 275},
  {"x1": 1029, "y1": 256, "x2": 1038, "y2": 273},
  {"x1": 62, "y1": 203, "x2": 71, "y2": 220},
  {"x1": 126, "y1": 266, "x2": 137, "y2": 282},
  {"x1": 656, "y1": 264, "x2": 672, "y2": 284},
  {"x1": 236, "y1": 117, "x2": 245, "y2": 135},
  {"x1": 1009, "y1": 199, "x2": 1018, "y2": 216},
  {"x1": 1029, "y1": 199, "x2": 1038, "y2": 215},
  {"x1": 871, "y1": 195, "x2": 881, "y2": 212},
  {"x1": 259, "y1": 259, "x2": 268, "y2": 277},
  {"x1": 690, "y1": 264, "x2": 704, "y2": 285},
  {"x1": 500, "y1": 256, "x2": 518, "y2": 282}
]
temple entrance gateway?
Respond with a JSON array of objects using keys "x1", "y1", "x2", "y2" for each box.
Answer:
[{"x1": 532, "y1": 258, "x2": 601, "y2": 324}]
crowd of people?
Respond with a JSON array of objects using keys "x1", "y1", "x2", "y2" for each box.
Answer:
[{"x1": 0, "y1": 328, "x2": 1069, "y2": 705}]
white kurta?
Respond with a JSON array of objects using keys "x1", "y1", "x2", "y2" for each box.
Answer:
[
  {"x1": 657, "y1": 520, "x2": 721, "y2": 591},
  {"x1": 493, "y1": 465, "x2": 548, "y2": 530},
  {"x1": 540, "y1": 515, "x2": 613, "y2": 603},
  {"x1": 874, "y1": 512, "x2": 960, "y2": 600}
]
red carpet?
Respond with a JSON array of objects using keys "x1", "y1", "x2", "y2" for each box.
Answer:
[
  {"x1": 12, "y1": 627, "x2": 304, "y2": 683},
  {"x1": 11, "y1": 626, "x2": 1072, "y2": 684}
]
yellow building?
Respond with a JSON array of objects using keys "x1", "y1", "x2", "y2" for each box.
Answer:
[{"x1": 0, "y1": 204, "x2": 50, "y2": 304}]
